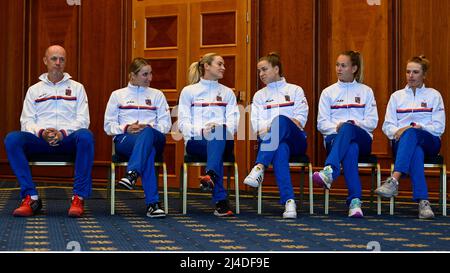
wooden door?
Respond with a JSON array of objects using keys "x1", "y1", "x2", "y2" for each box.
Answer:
[{"x1": 132, "y1": 0, "x2": 250, "y2": 189}]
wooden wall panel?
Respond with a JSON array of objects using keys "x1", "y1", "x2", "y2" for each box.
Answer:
[
  {"x1": 318, "y1": 0, "x2": 392, "y2": 166},
  {"x1": 255, "y1": 0, "x2": 315, "y2": 187},
  {"x1": 0, "y1": 0, "x2": 25, "y2": 164},
  {"x1": 79, "y1": 0, "x2": 131, "y2": 162},
  {"x1": 0, "y1": 0, "x2": 132, "y2": 184},
  {"x1": 399, "y1": 0, "x2": 450, "y2": 168},
  {"x1": 28, "y1": 0, "x2": 80, "y2": 85}
]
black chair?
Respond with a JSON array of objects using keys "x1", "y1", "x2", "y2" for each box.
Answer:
[
  {"x1": 256, "y1": 154, "x2": 314, "y2": 215},
  {"x1": 109, "y1": 142, "x2": 168, "y2": 215},
  {"x1": 324, "y1": 154, "x2": 381, "y2": 215},
  {"x1": 388, "y1": 154, "x2": 447, "y2": 216},
  {"x1": 179, "y1": 153, "x2": 239, "y2": 215}
]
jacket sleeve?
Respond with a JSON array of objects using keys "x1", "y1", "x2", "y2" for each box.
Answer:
[
  {"x1": 421, "y1": 91, "x2": 446, "y2": 137},
  {"x1": 356, "y1": 88, "x2": 378, "y2": 133},
  {"x1": 177, "y1": 88, "x2": 203, "y2": 139},
  {"x1": 104, "y1": 91, "x2": 128, "y2": 136},
  {"x1": 225, "y1": 90, "x2": 240, "y2": 135},
  {"x1": 20, "y1": 87, "x2": 41, "y2": 136},
  {"x1": 250, "y1": 93, "x2": 268, "y2": 134},
  {"x1": 153, "y1": 92, "x2": 172, "y2": 134},
  {"x1": 382, "y1": 94, "x2": 399, "y2": 140},
  {"x1": 62, "y1": 84, "x2": 90, "y2": 135},
  {"x1": 292, "y1": 86, "x2": 309, "y2": 128},
  {"x1": 317, "y1": 89, "x2": 337, "y2": 136}
]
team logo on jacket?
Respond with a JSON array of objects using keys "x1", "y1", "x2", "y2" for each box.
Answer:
[
  {"x1": 355, "y1": 97, "x2": 361, "y2": 103},
  {"x1": 65, "y1": 88, "x2": 72, "y2": 96},
  {"x1": 285, "y1": 95, "x2": 290, "y2": 102},
  {"x1": 421, "y1": 102, "x2": 427, "y2": 108},
  {"x1": 145, "y1": 99, "x2": 152, "y2": 106},
  {"x1": 216, "y1": 95, "x2": 222, "y2": 102}
]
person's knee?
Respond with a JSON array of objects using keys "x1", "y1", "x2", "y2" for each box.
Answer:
[
  {"x1": 346, "y1": 143, "x2": 359, "y2": 158},
  {"x1": 4, "y1": 131, "x2": 25, "y2": 149},
  {"x1": 339, "y1": 122, "x2": 355, "y2": 133},
  {"x1": 74, "y1": 129, "x2": 94, "y2": 144},
  {"x1": 271, "y1": 115, "x2": 290, "y2": 128}
]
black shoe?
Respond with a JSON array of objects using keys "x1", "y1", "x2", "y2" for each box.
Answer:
[
  {"x1": 214, "y1": 199, "x2": 233, "y2": 217},
  {"x1": 118, "y1": 170, "x2": 138, "y2": 190},
  {"x1": 199, "y1": 170, "x2": 216, "y2": 192},
  {"x1": 146, "y1": 202, "x2": 166, "y2": 218}
]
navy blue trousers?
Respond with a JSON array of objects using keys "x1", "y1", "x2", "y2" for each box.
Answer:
[
  {"x1": 186, "y1": 125, "x2": 234, "y2": 203},
  {"x1": 392, "y1": 128, "x2": 441, "y2": 202},
  {"x1": 114, "y1": 127, "x2": 165, "y2": 205},
  {"x1": 255, "y1": 115, "x2": 307, "y2": 204},
  {"x1": 4, "y1": 129, "x2": 94, "y2": 199},
  {"x1": 324, "y1": 123, "x2": 372, "y2": 205}
]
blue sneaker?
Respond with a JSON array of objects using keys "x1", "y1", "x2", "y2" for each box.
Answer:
[{"x1": 348, "y1": 198, "x2": 364, "y2": 218}]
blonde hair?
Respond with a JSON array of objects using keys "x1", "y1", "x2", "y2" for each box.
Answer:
[
  {"x1": 340, "y1": 50, "x2": 364, "y2": 83},
  {"x1": 129, "y1": 57, "x2": 150, "y2": 80},
  {"x1": 188, "y1": 53, "x2": 220, "y2": 84},
  {"x1": 408, "y1": 55, "x2": 430, "y2": 74}
]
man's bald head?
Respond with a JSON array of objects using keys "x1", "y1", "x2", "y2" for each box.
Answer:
[
  {"x1": 43, "y1": 45, "x2": 67, "y2": 83},
  {"x1": 44, "y1": 45, "x2": 66, "y2": 58}
]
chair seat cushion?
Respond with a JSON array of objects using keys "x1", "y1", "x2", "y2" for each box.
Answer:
[
  {"x1": 112, "y1": 153, "x2": 164, "y2": 163},
  {"x1": 184, "y1": 153, "x2": 235, "y2": 163},
  {"x1": 424, "y1": 154, "x2": 444, "y2": 165},
  {"x1": 289, "y1": 154, "x2": 310, "y2": 163},
  {"x1": 27, "y1": 153, "x2": 75, "y2": 162},
  {"x1": 358, "y1": 154, "x2": 378, "y2": 164}
]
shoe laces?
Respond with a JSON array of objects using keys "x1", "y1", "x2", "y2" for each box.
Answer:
[
  {"x1": 420, "y1": 200, "x2": 431, "y2": 209},
  {"x1": 127, "y1": 171, "x2": 138, "y2": 181},
  {"x1": 22, "y1": 195, "x2": 32, "y2": 205},
  {"x1": 322, "y1": 165, "x2": 333, "y2": 177},
  {"x1": 349, "y1": 198, "x2": 362, "y2": 209},
  {"x1": 72, "y1": 195, "x2": 82, "y2": 207}
]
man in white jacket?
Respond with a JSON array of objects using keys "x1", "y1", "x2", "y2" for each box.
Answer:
[{"x1": 4, "y1": 45, "x2": 94, "y2": 218}]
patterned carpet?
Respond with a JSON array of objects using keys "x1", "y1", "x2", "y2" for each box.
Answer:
[{"x1": 0, "y1": 183, "x2": 449, "y2": 252}]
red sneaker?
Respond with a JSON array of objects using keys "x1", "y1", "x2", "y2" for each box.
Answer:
[
  {"x1": 68, "y1": 195, "x2": 84, "y2": 218},
  {"x1": 13, "y1": 195, "x2": 42, "y2": 217}
]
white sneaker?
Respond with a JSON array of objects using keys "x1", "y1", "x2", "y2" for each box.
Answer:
[
  {"x1": 244, "y1": 165, "x2": 264, "y2": 188},
  {"x1": 418, "y1": 200, "x2": 435, "y2": 219},
  {"x1": 282, "y1": 199, "x2": 297, "y2": 219}
]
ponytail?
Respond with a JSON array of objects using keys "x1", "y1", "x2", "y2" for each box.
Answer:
[
  {"x1": 188, "y1": 53, "x2": 219, "y2": 85},
  {"x1": 340, "y1": 50, "x2": 364, "y2": 83}
]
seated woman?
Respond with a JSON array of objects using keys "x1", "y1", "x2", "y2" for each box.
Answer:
[
  {"x1": 178, "y1": 53, "x2": 240, "y2": 217},
  {"x1": 314, "y1": 51, "x2": 378, "y2": 218},
  {"x1": 375, "y1": 55, "x2": 445, "y2": 219},
  {"x1": 244, "y1": 52, "x2": 308, "y2": 219},
  {"x1": 104, "y1": 57, "x2": 171, "y2": 218}
]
